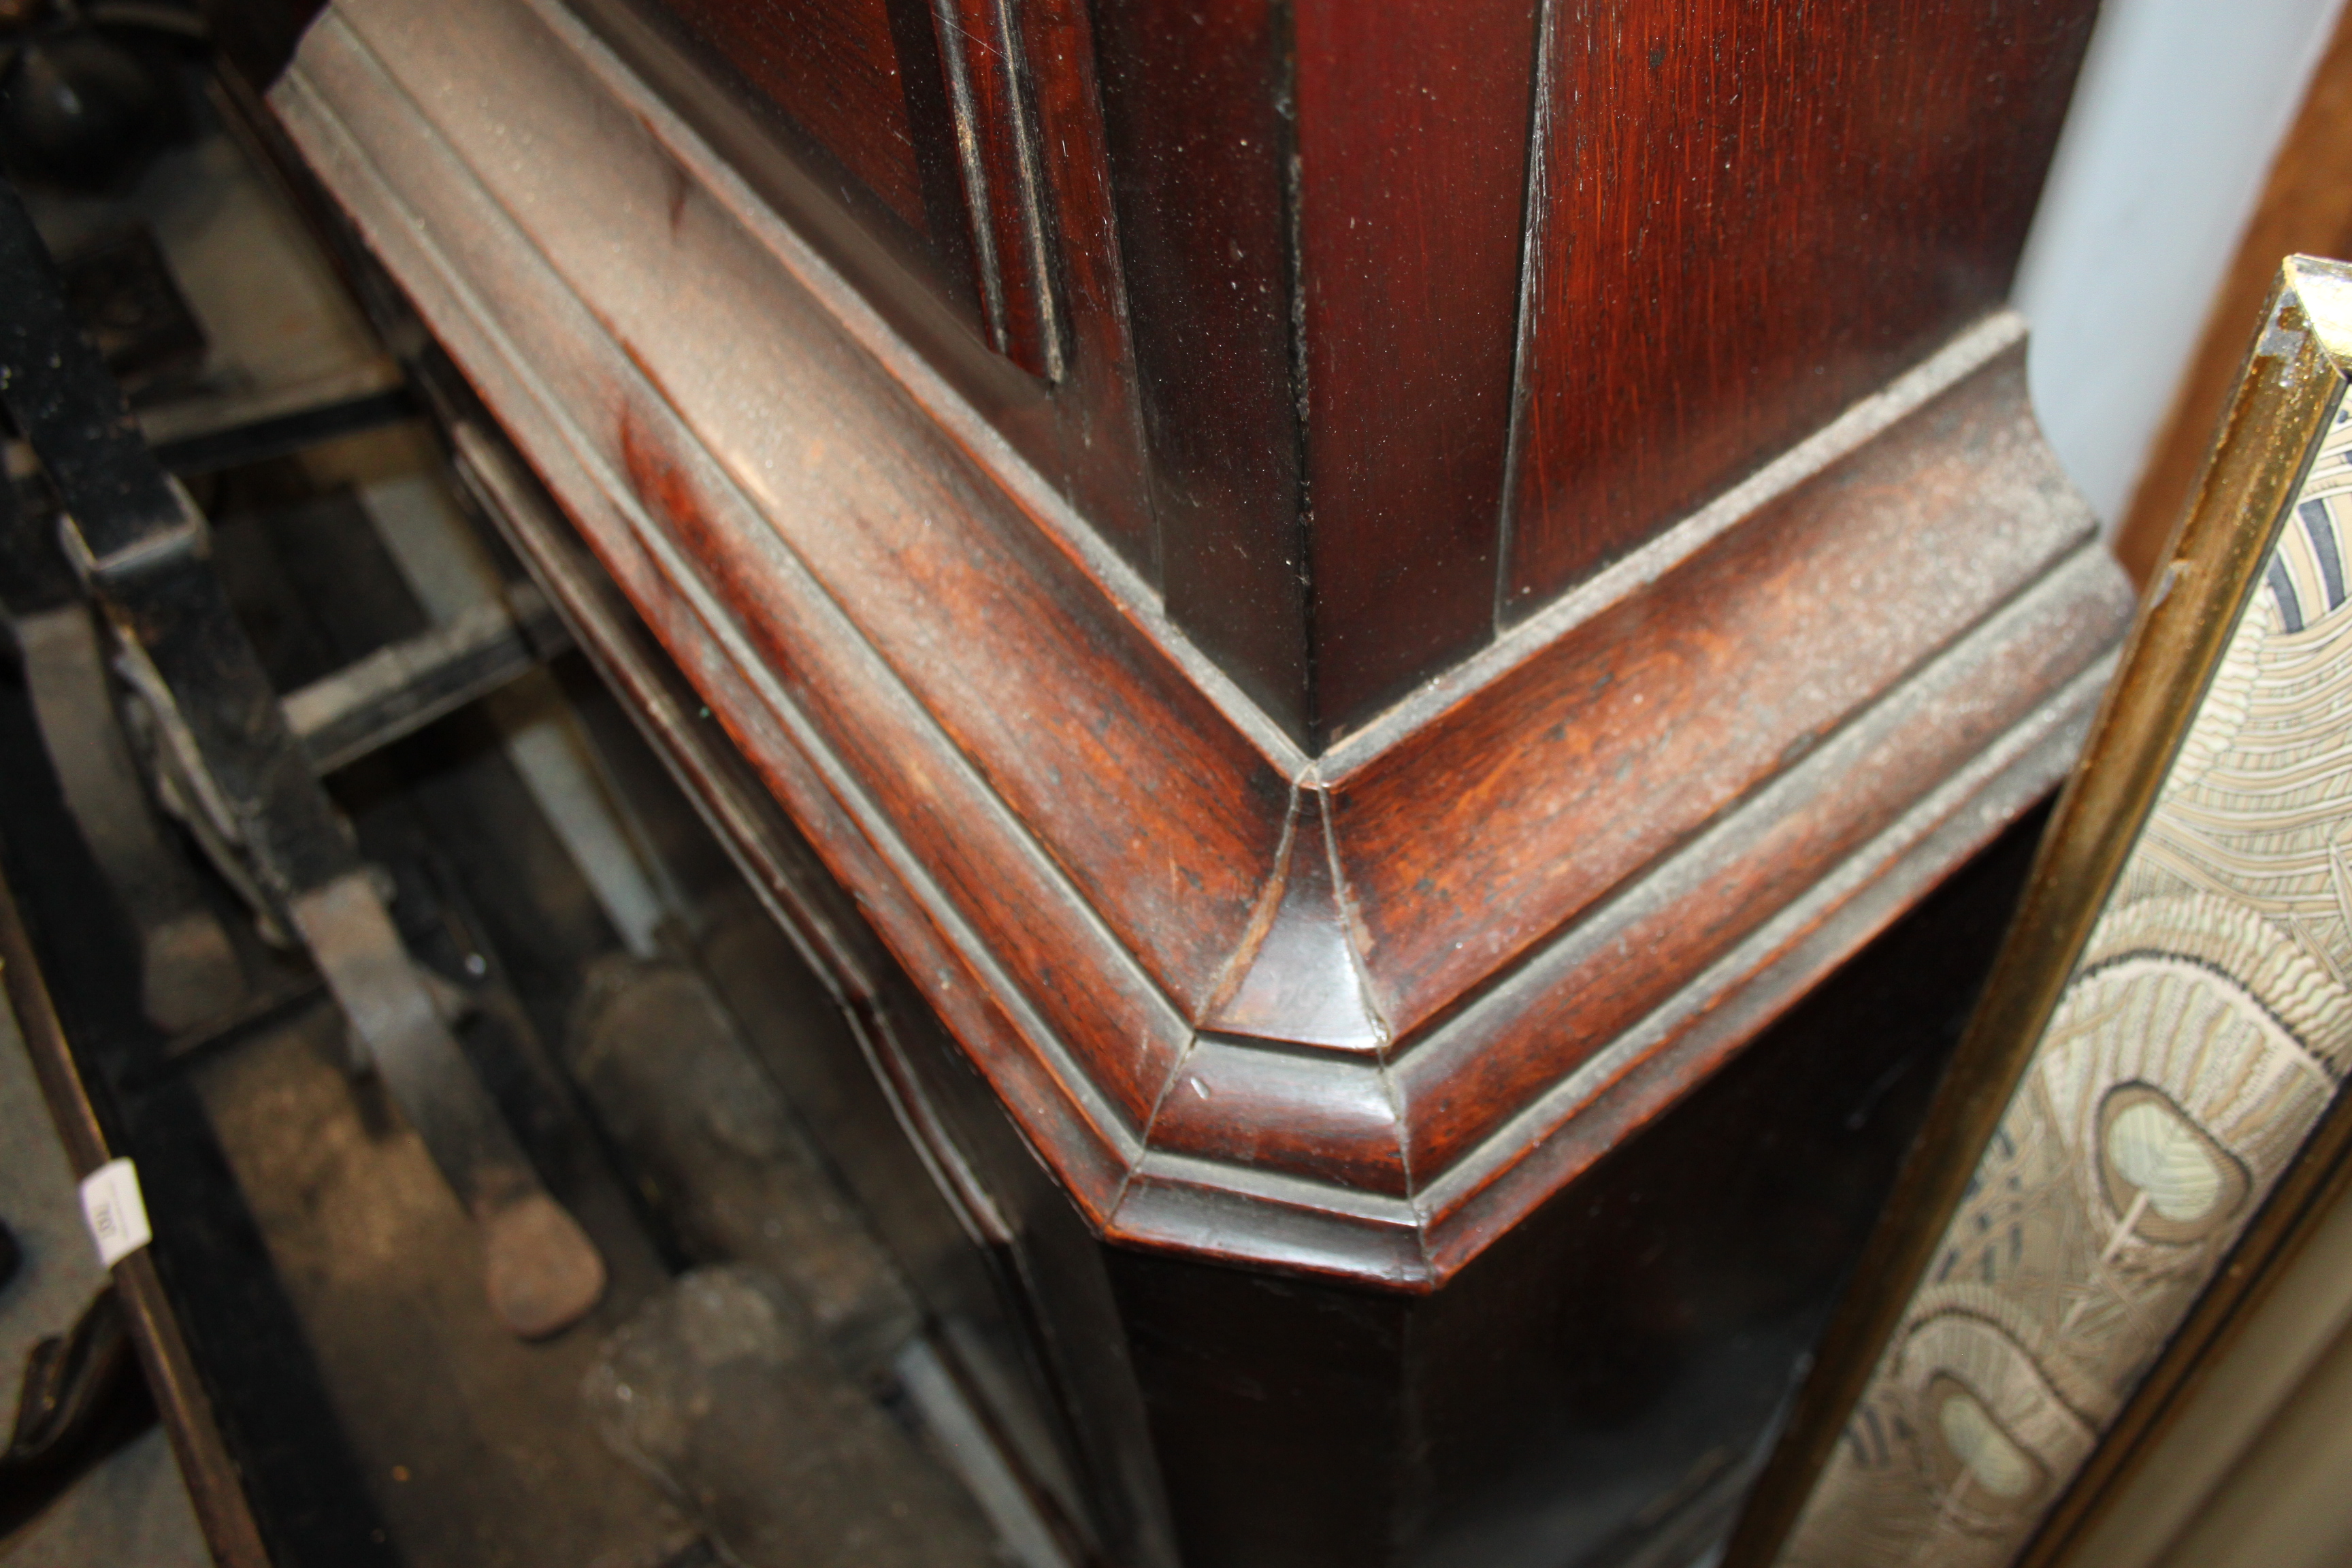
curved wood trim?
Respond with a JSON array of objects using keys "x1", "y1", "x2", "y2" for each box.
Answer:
[{"x1": 274, "y1": 0, "x2": 2132, "y2": 1288}]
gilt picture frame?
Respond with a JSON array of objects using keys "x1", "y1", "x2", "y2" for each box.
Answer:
[{"x1": 1723, "y1": 255, "x2": 2352, "y2": 1568}]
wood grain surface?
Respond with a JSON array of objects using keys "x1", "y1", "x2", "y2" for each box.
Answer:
[
  {"x1": 588, "y1": 0, "x2": 2093, "y2": 751},
  {"x1": 276, "y1": 0, "x2": 2129, "y2": 1288},
  {"x1": 1336, "y1": 349, "x2": 2097, "y2": 1043},
  {"x1": 929, "y1": 0, "x2": 1057, "y2": 374},
  {"x1": 1007, "y1": 0, "x2": 1159, "y2": 566},
  {"x1": 1092, "y1": 0, "x2": 1309, "y2": 734},
  {"x1": 1292, "y1": 0, "x2": 1537, "y2": 728},
  {"x1": 1501, "y1": 0, "x2": 2096, "y2": 610},
  {"x1": 642, "y1": 0, "x2": 951, "y2": 242},
  {"x1": 583, "y1": 0, "x2": 1162, "y2": 578}
]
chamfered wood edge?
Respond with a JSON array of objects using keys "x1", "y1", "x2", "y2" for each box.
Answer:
[{"x1": 272, "y1": 0, "x2": 2133, "y2": 1290}]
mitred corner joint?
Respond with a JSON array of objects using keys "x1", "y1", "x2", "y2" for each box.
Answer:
[{"x1": 274, "y1": 0, "x2": 2132, "y2": 1292}]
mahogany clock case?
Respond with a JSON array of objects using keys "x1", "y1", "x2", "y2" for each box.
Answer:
[
  {"x1": 564, "y1": 0, "x2": 2101, "y2": 745},
  {"x1": 262, "y1": 0, "x2": 2130, "y2": 1302},
  {"x1": 206, "y1": 0, "x2": 2144, "y2": 1561},
  {"x1": 447, "y1": 390, "x2": 2058, "y2": 1568}
]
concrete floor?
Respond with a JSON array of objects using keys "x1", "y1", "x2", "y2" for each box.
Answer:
[
  {"x1": 0, "y1": 983, "x2": 209, "y2": 1566},
  {"x1": 190, "y1": 998, "x2": 700, "y2": 1568},
  {"x1": 1, "y1": 72, "x2": 1052, "y2": 1568}
]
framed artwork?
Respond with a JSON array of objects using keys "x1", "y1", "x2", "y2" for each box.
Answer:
[{"x1": 1725, "y1": 255, "x2": 2352, "y2": 1568}]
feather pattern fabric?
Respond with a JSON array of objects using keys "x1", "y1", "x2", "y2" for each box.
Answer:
[{"x1": 1783, "y1": 400, "x2": 2352, "y2": 1567}]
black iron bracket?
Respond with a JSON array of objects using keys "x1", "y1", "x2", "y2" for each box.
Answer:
[{"x1": 0, "y1": 176, "x2": 603, "y2": 1340}]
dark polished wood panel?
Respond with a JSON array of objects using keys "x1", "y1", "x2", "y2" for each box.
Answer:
[
  {"x1": 569, "y1": 0, "x2": 2096, "y2": 755},
  {"x1": 1501, "y1": 0, "x2": 2097, "y2": 612},
  {"x1": 1094, "y1": 0, "x2": 1539, "y2": 741},
  {"x1": 932, "y1": 0, "x2": 1059, "y2": 373},
  {"x1": 1294, "y1": 0, "x2": 1536, "y2": 731},
  {"x1": 622, "y1": 0, "x2": 985, "y2": 342},
  {"x1": 1092, "y1": 0, "x2": 1311, "y2": 737},
  {"x1": 646, "y1": 0, "x2": 941, "y2": 238},
  {"x1": 1006, "y1": 0, "x2": 1160, "y2": 566},
  {"x1": 542, "y1": 0, "x2": 2099, "y2": 755},
  {"x1": 583, "y1": 0, "x2": 1161, "y2": 574}
]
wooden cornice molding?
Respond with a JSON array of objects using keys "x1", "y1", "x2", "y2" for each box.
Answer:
[{"x1": 274, "y1": 0, "x2": 2132, "y2": 1289}]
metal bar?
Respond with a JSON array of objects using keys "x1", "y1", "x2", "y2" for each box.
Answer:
[
  {"x1": 0, "y1": 176, "x2": 604, "y2": 1341},
  {"x1": 14, "y1": 603, "x2": 246, "y2": 1032},
  {"x1": 149, "y1": 385, "x2": 417, "y2": 476},
  {"x1": 0, "y1": 190, "x2": 184, "y2": 568},
  {"x1": 280, "y1": 587, "x2": 569, "y2": 773}
]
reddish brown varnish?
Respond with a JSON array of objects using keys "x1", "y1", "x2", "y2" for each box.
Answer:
[
  {"x1": 591, "y1": 0, "x2": 1161, "y2": 578},
  {"x1": 591, "y1": 0, "x2": 2093, "y2": 748},
  {"x1": 280, "y1": 0, "x2": 2123, "y2": 1291},
  {"x1": 276, "y1": 1, "x2": 2135, "y2": 1556},
  {"x1": 1502, "y1": 0, "x2": 2097, "y2": 612},
  {"x1": 647, "y1": 0, "x2": 935, "y2": 233},
  {"x1": 1292, "y1": 0, "x2": 1536, "y2": 725},
  {"x1": 929, "y1": 0, "x2": 1056, "y2": 374}
]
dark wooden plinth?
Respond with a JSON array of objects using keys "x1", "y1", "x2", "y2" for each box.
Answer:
[
  {"x1": 259, "y1": 0, "x2": 2127, "y2": 1558},
  {"x1": 444, "y1": 404, "x2": 2049, "y2": 1565},
  {"x1": 270, "y1": 0, "x2": 2126, "y2": 1294},
  {"x1": 1111, "y1": 809, "x2": 2040, "y2": 1567}
]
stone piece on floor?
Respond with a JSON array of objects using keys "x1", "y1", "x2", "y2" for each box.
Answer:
[
  {"x1": 584, "y1": 1267, "x2": 998, "y2": 1568},
  {"x1": 567, "y1": 958, "x2": 920, "y2": 1382},
  {"x1": 195, "y1": 1004, "x2": 688, "y2": 1568}
]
